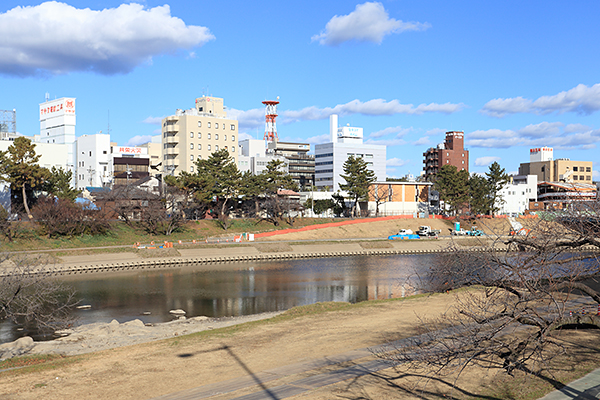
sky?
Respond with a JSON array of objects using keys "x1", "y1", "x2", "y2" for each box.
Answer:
[{"x1": 1, "y1": 1, "x2": 599, "y2": 179}]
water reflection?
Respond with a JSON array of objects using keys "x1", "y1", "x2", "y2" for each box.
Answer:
[{"x1": 1, "y1": 254, "x2": 435, "y2": 343}]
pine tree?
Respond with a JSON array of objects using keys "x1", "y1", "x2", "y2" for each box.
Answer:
[
  {"x1": 0, "y1": 137, "x2": 50, "y2": 219},
  {"x1": 340, "y1": 155, "x2": 376, "y2": 218},
  {"x1": 486, "y1": 161, "x2": 509, "y2": 215}
]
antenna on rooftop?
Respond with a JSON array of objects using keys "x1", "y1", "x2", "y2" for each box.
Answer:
[{"x1": 45, "y1": 92, "x2": 49, "y2": 102}]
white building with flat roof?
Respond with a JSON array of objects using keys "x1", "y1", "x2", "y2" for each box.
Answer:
[
  {"x1": 75, "y1": 134, "x2": 112, "y2": 190},
  {"x1": 238, "y1": 138, "x2": 288, "y2": 175},
  {"x1": 497, "y1": 175, "x2": 538, "y2": 215},
  {"x1": 314, "y1": 115, "x2": 386, "y2": 191}
]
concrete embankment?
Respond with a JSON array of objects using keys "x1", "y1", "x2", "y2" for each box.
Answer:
[{"x1": 1, "y1": 239, "x2": 461, "y2": 277}]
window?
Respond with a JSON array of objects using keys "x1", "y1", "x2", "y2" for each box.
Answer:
[
  {"x1": 230, "y1": 124, "x2": 235, "y2": 130},
  {"x1": 573, "y1": 166, "x2": 578, "y2": 172},
  {"x1": 190, "y1": 132, "x2": 194, "y2": 138},
  {"x1": 574, "y1": 175, "x2": 578, "y2": 180},
  {"x1": 462, "y1": 160, "x2": 465, "y2": 164},
  {"x1": 580, "y1": 175, "x2": 584, "y2": 181},
  {"x1": 208, "y1": 145, "x2": 211, "y2": 151},
  {"x1": 82, "y1": 161, "x2": 84, "y2": 167},
  {"x1": 215, "y1": 123, "x2": 219, "y2": 129},
  {"x1": 215, "y1": 134, "x2": 219, "y2": 140},
  {"x1": 587, "y1": 176, "x2": 591, "y2": 181},
  {"x1": 89, "y1": 151, "x2": 92, "y2": 156},
  {"x1": 208, "y1": 133, "x2": 211, "y2": 139},
  {"x1": 587, "y1": 167, "x2": 591, "y2": 172},
  {"x1": 207, "y1": 122, "x2": 211, "y2": 128},
  {"x1": 198, "y1": 155, "x2": 202, "y2": 159},
  {"x1": 103, "y1": 150, "x2": 107, "y2": 154},
  {"x1": 231, "y1": 147, "x2": 235, "y2": 152},
  {"x1": 198, "y1": 133, "x2": 201, "y2": 139},
  {"x1": 197, "y1": 121, "x2": 202, "y2": 127},
  {"x1": 232, "y1": 135, "x2": 235, "y2": 141},
  {"x1": 190, "y1": 143, "x2": 194, "y2": 149},
  {"x1": 224, "y1": 135, "x2": 227, "y2": 141},
  {"x1": 446, "y1": 160, "x2": 449, "y2": 163},
  {"x1": 366, "y1": 154, "x2": 373, "y2": 158},
  {"x1": 225, "y1": 146, "x2": 228, "y2": 150},
  {"x1": 215, "y1": 145, "x2": 219, "y2": 151},
  {"x1": 198, "y1": 144, "x2": 202, "y2": 150},
  {"x1": 222, "y1": 124, "x2": 225, "y2": 130},
  {"x1": 191, "y1": 166, "x2": 194, "y2": 172},
  {"x1": 190, "y1": 155, "x2": 194, "y2": 161}
]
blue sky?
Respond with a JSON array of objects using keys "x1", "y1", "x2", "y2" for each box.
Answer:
[{"x1": 1, "y1": 1, "x2": 599, "y2": 179}]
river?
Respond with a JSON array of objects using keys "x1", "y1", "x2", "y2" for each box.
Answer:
[{"x1": 0, "y1": 253, "x2": 437, "y2": 343}]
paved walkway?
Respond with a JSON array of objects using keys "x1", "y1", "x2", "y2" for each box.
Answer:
[{"x1": 540, "y1": 368, "x2": 600, "y2": 400}]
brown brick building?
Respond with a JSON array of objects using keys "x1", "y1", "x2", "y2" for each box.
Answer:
[{"x1": 423, "y1": 131, "x2": 469, "y2": 181}]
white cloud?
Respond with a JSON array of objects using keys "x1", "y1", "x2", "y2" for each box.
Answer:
[
  {"x1": 127, "y1": 135, "x2": 153, "y2": 146},
  {"x1": 518, "y1": 122, "x2": 563, "y2": 138},
  {"x1": 365, "y1": 138, "x2": 407, "y2": 146},
  {"x1": 305, "y1": 134, "x2": 331, "y2": 145},
  {"x1": 227, "y1": 108, "x2": 265, "y2": 132},
  {"x1": 142, "y1": 116, "x2": 163, "y2": 125},
  {"x1": 412, "y1": 136, "x2": 430, "y2": 146},
  {"x1": 482, "y1": 83, "x2": 600, "y2": 117},
  {"x1": 0, "y1": 2, "x2": 214, "y2": 76},
  {"x1": 369, "y1": 126, "x2": 412, "y2": 138},
  {"x1": 466, "y1": 123, "x2": 600, "y2": 150},
  {"x1": 283, "y1": 99, "x2": 464, "y2": 122},
  {"x1": 238, "y1": 132, "x2": 254, "y2": 141},
  {"x1": 564, "y1": 123, "x2": 592, "y2": 134},
  {"x1": 386, "y1": 158, "x2": 409, "y2": 167},
  {"x1": 474, "y1": 156, "x2": 501, "y2": 167},
  {"x1": 312, "y1": 2, "x2": 430, "y2": 46}
]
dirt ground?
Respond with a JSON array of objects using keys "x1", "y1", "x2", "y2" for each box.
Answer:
[{"x1": 258, "y1": 217, "x2": 514, "y2": 242}]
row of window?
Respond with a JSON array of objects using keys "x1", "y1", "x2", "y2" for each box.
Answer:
[
  {"x1": 316, "y1": 161, "x2": 333, "y2": 166},
  {"x1": 347, "y1": 153, "x2": 374, "y2": 158},
  {"x1": 195, "y1": 121, "x2": 236, "y2": 131},
  {"x1": 189, "y1": 132, "x2": 236, "y2": 141},
  {"x1": 573, "y1": 175, "x2": 592, "y2": 181},
  {"x1": 572, "y1": 166, "x2": 591, "y2": 172},
  {"x1": 189, "y1": 144, "x2": 235, "y2": 152},
  {"x1": 315, "y1": 153, "x2": 333, "y2": 158}
]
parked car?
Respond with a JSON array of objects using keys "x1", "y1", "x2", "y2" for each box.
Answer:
[{"x1": 417, "y1": 226, "x2": 441, "y2": 237}]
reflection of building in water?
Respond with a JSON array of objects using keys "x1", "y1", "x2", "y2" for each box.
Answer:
[{"x1": 366, "y1": 282, "x2": 417, "y2": 300}]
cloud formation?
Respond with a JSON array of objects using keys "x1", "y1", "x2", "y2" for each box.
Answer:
[
  {"x1": 386, "y1": 157, "x2": 409, "y2": 167},
  {"x1": 474, "y1": 156, "x2": 501, "y2": 167},
  {"x1": 369, "y1": 126, "x2": 412, "y2": 138},
  {"x1": 312, "y1": 2, "x2": 430, "y2": 46},
  {"x1": 127, "y1": 135, "x2": 153, "y2": 146},
  {"x1": 0, "y1": 2, "x2": 214, "y2": 76},
  {"x1": 466, "y1": 122, "x2": 600, "y2": 149},
  {"x1": 482, "y1": 83, "x2": 600, "y2": 117},
  {"x1": 142, "y1": 116, "x2": 163, "y2": 125}
]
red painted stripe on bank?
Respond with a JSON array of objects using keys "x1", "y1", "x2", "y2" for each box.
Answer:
[{"x1": 254, "y1": 215, "x2": 415, "y2": 238}]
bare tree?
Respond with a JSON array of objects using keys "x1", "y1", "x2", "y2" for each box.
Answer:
[
  {"x1": 380, "y1": 200, "x2": 600, "y2": 383},
  {"x1": 369, "y1": 183, "x2": 390, "y2": 217},
  {"x1": 0, "y1": 254, "x2": 77, "y2": 334}
]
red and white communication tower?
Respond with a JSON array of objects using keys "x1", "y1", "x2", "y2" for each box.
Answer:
[{"x1": 262, "y1": 98, "x2": 279, "y2": 143}]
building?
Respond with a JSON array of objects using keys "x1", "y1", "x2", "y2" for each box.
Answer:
[
  {"x1": 314, "y1": 115, "x2": 386, "y2": 191},
  {"x1": 367, "y1": 181, "x2": 433, "y2": 216},
  {"x1": 268, "y1": 141, "x2": 315, "y2": 190},
  {"x1": 531, "y1": 181, "x2": 597, "y2": 210},
  {"x1": 39, "y1": 97, "x2": 76, "y2": 174},
  {"x1": 139, "y1": 136, "x2": 162, "y2": 176},
  {"x1": 162, "y1": 96, "x2": 238, "y2": 176},
  {"x1": 238, "y1": 139, "x2": 288, "y2": 176},
  {"x1": 518, "y1": 147, "x2": 593, "y2": 183},
  {"x1": 423, "y1": 131, "x2": 469, "y2": 181},
  {"x1": 75, "y1": 134, "x2": 112, "y2": 190},
  {"x1": 111, "y1": 145, "x2": 150, "y2": 186},
  {"x1": 496, "y1": 175, "x2": 538, "y2": 215}
]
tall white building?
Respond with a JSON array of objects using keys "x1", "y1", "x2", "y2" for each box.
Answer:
[
  {"x1": 75, "y1": 134, "x2": 112, "y2": 190},
  {"x1": 39, "y1": 97, "x2": 76, "y2": 173},
  {"x1": 314, "y1": 115, "x2": 386, "y2": 191}
]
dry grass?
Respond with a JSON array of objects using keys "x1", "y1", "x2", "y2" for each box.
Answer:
[
  {"x1": 253, "y1": 242, "x2": 293, "y2": 253},
  {"x1": 360, "y1": 241, "x2": 393, "y2": 249}
]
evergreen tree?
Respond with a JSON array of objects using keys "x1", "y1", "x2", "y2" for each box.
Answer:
[
  {"x1": 339, "y1": 155, "x2": 376, "y2": 218},
  {"x1": 195, "y1": 149, "x2": 241, "y2": 230},
  {"x1": 486, "y1": 161, "x2": 510, "y2": 215},
  {"x1": 259, "y1": 159, "x2": 299, "y2": 225},
  {"x1": 45, "y1": 166, "x2": 80, "y2": 202},
  {"x1": 0, "y1": 137, "x2": 50, "y2": 219},
  {"x1": 434, "y1": 165, "x2": 469, "y2": 215},
  {"x1": 468, "y1": 173, "x2": 491, "y2": 215}
]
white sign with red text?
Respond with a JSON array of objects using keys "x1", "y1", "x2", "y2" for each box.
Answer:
[{"x1": 39, "y1": 98, "x2": 76, "y2": 120}]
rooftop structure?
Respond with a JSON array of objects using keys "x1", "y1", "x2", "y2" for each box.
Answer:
[{"x1": 423, "y1": 131, "x2": 469, "y2": 181}]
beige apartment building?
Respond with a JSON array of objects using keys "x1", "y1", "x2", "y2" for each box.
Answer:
[
  {"x1": 162, "y1": 96, "x2": 238, "y2": 176},
  {"x1": 518, "y1": 147, "x2": 593, "y2": 183}
]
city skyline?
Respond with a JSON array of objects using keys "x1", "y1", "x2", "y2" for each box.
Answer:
[{"x1": 1, "y1": 1, "x2": 599, "y2": 178}]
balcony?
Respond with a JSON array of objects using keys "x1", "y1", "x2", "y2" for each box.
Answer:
[
  {"x1": 165, "y1": 125, "x2": 179, "y2": 133},
  {"x1": 164, "y1": 146, "x2": 179, "y2": 155},
  {"x1": 164, "y1": 135, "x2": 179, "y2": 144}
]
